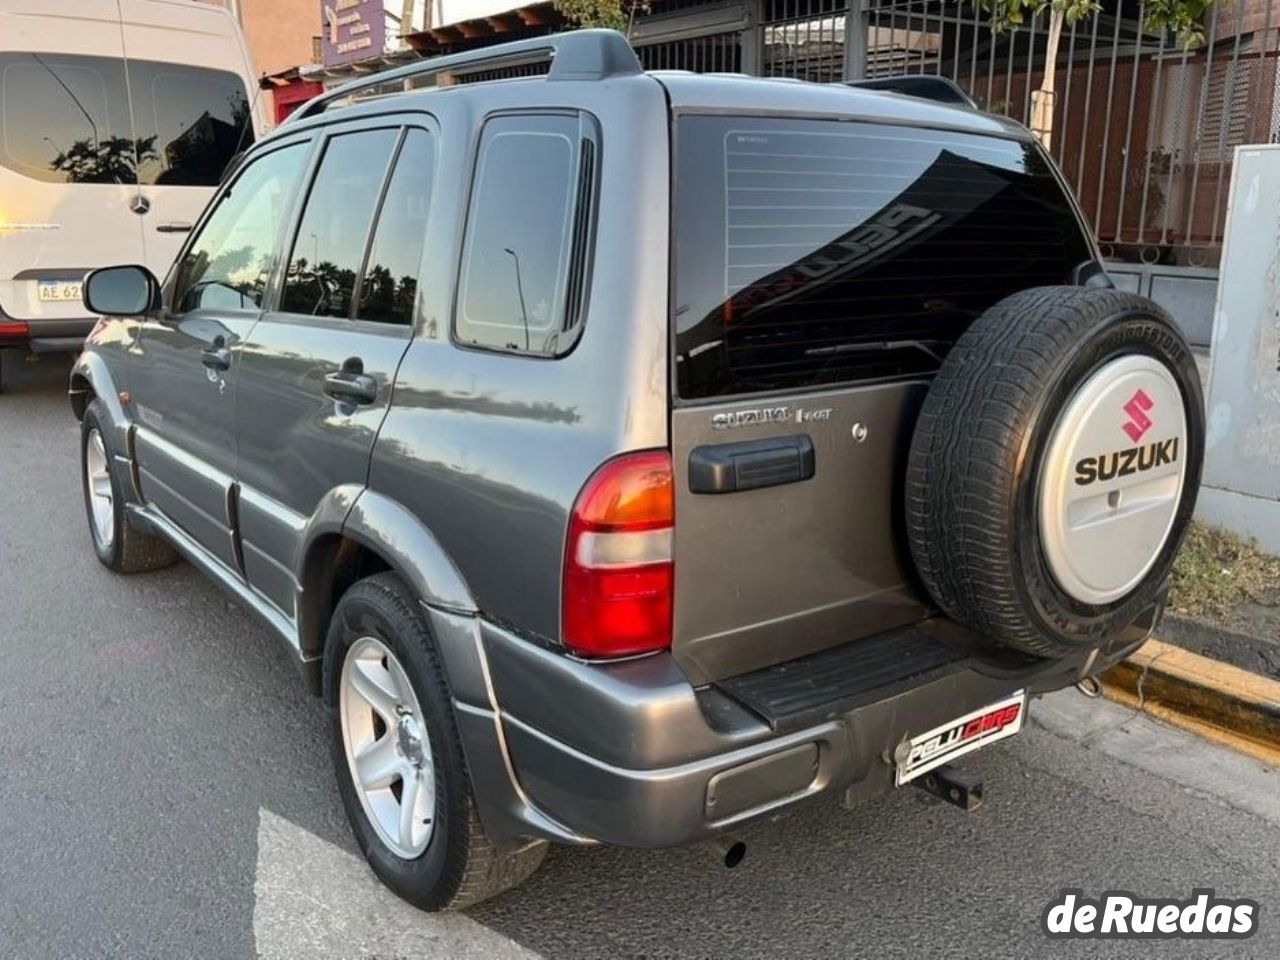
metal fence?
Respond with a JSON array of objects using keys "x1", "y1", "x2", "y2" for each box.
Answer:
[
  {"x1": 762, "y1": 0, "x2": 846, "y2": 81},
  {"x1": 632, "y1": 0, "x2": 1279, "y2": 266},
  {"x1": 855, "y1": 0, "x2": 1280, "y2": 265},
  {"x1": 636, "y1": 31, "x2": 743, "y2": 70}
]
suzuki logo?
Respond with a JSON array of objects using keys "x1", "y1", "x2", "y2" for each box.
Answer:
[{"x1": 1121, "y1": 389, "x2": 1154, "y2": 443}]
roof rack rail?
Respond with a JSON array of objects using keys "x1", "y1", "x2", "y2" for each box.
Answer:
[
  {"x1": 290, "y1": 29, "x2": 643, "y2": 124},
  {"x1": 843, "y1": 76, "x2": 977, "y2": 109}
]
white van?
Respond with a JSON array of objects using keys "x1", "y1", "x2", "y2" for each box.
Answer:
[{"x1": 0, "y1": 0, "x2": 265, "y2": 356}]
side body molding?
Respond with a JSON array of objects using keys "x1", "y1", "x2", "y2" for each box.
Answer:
[{"x1": 341, "y1": 490, "x2": 477, "y2": 615}]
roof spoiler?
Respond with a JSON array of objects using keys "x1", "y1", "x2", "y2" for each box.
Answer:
[
  {"x1": 288, "y1": 29, "x2": 643, "y2": 124},
  {"x1": 843, "y1": 76, "x2": 977, "y2": 109}
]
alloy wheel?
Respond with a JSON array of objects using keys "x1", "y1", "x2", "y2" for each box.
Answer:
[{"x1": 339, "y1": 636, "x2": 436, "y2": 858}]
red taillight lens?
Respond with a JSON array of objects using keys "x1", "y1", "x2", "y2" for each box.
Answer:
[
  {"x1": 563, "y1": 450, "x2": 674, "y2": 657},
  {"x1": 0, "y1": 320, "x2": 29, "y2": 339}
]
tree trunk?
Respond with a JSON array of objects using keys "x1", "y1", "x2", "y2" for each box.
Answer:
[{"x1": 1030, "y1": 7, "x2": 1066, "y2": 151}]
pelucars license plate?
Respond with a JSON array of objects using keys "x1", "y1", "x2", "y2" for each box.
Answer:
[
  {"x1": 37, "y1": 280, "x2": 82, "y2": 303},
  {"x1": 894, "y1": 690, "x2": 1026, "y2": 786}
]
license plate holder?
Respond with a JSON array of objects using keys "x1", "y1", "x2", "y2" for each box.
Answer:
[
  {"x1": 895, "y1": 690, "x2": 1026, "y2": 786},
  {"x1": 37, "y1": 280, "x2": 83, "y2": 303}
]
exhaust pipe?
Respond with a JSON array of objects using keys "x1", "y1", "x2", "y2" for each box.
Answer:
[
  {"x1": 708, "y1": 836, "x2": 746, "y2": 869},
  {"x1": 1075, "y1": 675, "x2": 1102, "y2": 698}
]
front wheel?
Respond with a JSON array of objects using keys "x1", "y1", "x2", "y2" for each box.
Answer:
[
  {"x1": 80, "y1": 400, "x2": 177, "y2": 574},
  {"x1": 324, "y1": 572, "x2": 546, "y2": 911}
]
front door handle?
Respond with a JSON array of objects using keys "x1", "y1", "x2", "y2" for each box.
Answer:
[
  {"x1": 323, "y1": 358, "x2": 377, "y2": 405},
  {"x1": 200, "y1": 345, "x2": 232, "y2": 371}
]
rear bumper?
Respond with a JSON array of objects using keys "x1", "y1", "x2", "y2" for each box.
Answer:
[
  {"x1": 0, "y1": 303, "x2": 95, "y2": 352},
  {"x1": 456, "y1": 605, "x2": 1160, "y2": 850}
]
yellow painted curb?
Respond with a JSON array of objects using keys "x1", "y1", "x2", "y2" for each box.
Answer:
[{"x1": 1101, "y1": 638, "x2": 1280, "y2": 767}]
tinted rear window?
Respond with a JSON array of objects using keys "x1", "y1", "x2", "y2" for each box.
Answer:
[
  {"x1": 673, "y1": 117, "x2": 1092, "y2": 400},
  {"x1": 0, "y1": 53, "x2": 252, "y2": 187}
]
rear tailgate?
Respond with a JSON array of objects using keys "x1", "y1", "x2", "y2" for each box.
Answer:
[{"x1": 669, "y1": 113, "x2": 1093, "y2": 684}]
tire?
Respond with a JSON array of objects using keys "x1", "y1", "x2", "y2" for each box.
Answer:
[
  {"x1": 81, "y1": 400, "x2": 178, "y2": 574},
  {"x1": 905, "y1": 287, "x2": 1204, "y2": 657},
  {"x1": 324, "y1": 572, "x2": 546, "y2": 911}
]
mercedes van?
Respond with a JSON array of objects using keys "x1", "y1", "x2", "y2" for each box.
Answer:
[{"x1": 0, "y1": 0, "x2": 264, "y2": 361}]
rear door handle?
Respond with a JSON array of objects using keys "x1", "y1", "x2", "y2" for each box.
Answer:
[
  {"x1": 200, "y1": 345, "x2": 232, "y2": 371},
  {"x1": 689, "y1": 435, "x2": 816, "y2": 494},
  {"x1": 323, "y1": 360, "x2": 378, "y2": 405},
  {"x1": 156, "y1": 222, "x2": 194, "y2": 234}
]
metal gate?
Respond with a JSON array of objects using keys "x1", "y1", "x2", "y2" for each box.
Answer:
[
  {"x1": 634, "y1": 0, "x2": 1279, "y2": 268},
  {"x1": 854, "y1": 0, "x2": 1279, "y2": 266}
]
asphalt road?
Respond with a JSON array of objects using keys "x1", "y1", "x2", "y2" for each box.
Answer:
[{"x1": 2, "y1": 349, "x2": 1279, "y2": 960}]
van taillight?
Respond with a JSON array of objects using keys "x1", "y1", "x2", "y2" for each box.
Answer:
[{"x1": 563, "y1": 450, "x2": 674, "y2": 658}]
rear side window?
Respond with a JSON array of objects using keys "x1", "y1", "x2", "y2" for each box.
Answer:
[
  {"x1": 455, "y1": 113, "x2": 598, "y2": 356},
  {"x1": 0, "y1": 53, "x2": 252, "y2": 186},
  {"x1": 280, "y1": 129, "x2": 400, "y2": 320},
  {"x1": 673, "y1": 117, "x2": 1093, "y2": 400}
]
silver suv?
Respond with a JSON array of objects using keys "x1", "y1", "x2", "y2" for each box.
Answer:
[{"x1": 71, "y1": 30, "x2": 1204, "y2": 910}]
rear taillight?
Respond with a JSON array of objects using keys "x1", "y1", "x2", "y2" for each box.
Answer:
[
  {"x1": 0, "y1": 320, "x2": 28, "y2": 339},
  {"x1": 563, "y1": 450, "x2": 674, "y2": 658}
]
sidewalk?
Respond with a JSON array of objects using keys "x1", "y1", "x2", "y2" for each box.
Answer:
[{"x1": 1100, "y1": 522, "x2": 1280, "y2": 765}]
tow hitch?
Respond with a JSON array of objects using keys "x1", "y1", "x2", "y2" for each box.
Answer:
[{"x1": 913, "y1": 763, "x2": 984, "y2": 811}]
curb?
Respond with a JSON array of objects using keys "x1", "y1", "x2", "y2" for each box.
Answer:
[{"x1": 1101, "y1": 638, "x2": 1280, "y2": 767}]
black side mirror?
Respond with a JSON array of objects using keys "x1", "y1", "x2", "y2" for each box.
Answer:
[{"x1": 83, "y1": 265, "x2": 161, "y2": 317}]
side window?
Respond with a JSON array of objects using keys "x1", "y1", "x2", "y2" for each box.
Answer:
[
  {"x1": 357, "y1": 129, "x2": 435, "y2": 326},
  {"x1": 455, "y1": 113, "x2": 597, "y2": 355},
  {"x1": 172, "y1": 143, "x2": 308, "y2": 314},
  {"x1": 279, "y1": 129, "x2": 400, "y2": 320}
]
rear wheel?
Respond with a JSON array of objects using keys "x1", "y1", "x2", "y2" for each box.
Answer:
[
  {"x1": 80, "y1": 400, "x2": 177, "y2": 574},
  {"x1": 325, "y1": 572, "x2": 546, "y2": 911},
  {"x1": 905, "y1": 287, "x2": 1204, "y2": 657}
]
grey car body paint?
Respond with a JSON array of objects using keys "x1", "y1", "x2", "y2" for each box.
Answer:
[{"x1": 70, "y1": 40, "x2": 1160, "y2": 857}]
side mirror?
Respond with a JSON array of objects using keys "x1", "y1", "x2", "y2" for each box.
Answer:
[{"x1": 83, "y1": 265, "x2": 160, "y2": 317}]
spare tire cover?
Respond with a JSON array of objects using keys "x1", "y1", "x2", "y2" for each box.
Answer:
[{"x1": 905, "y1": 287, "x2": 1204, "y2": 658}]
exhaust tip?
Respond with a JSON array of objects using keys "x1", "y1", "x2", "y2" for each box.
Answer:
[
  {"x1": 1076, "y1": 675, "x2": 1102, "y2": 699},
  {"x1": 709, "y1": 836, "x2": 746, "y2": 869},
  {"x1": 723, "y1": 839, "x2": 746, "y2": 869}
]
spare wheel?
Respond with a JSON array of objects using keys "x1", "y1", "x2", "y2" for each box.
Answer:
[{"x1": 905, "y1": 287, "x2": 1204, "y2": 658}]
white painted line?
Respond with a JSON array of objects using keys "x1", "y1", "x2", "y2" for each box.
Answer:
[{"x1": 254, "y1": 808, "x2": 543, "y2": 959}]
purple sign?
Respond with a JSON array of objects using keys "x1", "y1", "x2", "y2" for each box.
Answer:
[{"x1": 321, "y1": 0, "x2": 386, "y2": 67}]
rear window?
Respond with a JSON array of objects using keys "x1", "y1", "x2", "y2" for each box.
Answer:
[
  {"x1": 673, "y1": 116, "x2": 1093, "y2": 400},
  {"x1": 0, "y1": 53, "x2": 252, "y2": 187}
]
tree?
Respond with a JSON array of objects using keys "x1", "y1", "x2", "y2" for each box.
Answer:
[
  {"x1": 553, "y1": 0, "x2": 648, "y2": 33},
  {"x1": 972, "y1": 0, "x2": 1220, "y2": 149}
]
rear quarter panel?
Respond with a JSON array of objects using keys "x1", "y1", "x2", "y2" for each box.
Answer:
[{"x1": 369, "y1": 76, "x2": 671, "y2": 643}]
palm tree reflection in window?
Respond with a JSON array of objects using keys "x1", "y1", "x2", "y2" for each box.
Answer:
[{"x1": 48, "y1": 135, "x2": 159, "y2": 185}]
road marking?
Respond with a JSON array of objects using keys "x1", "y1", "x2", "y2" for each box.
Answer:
[{"x1": 254, "y1": 808, "x2": 542, "y2": 959}]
